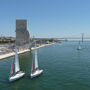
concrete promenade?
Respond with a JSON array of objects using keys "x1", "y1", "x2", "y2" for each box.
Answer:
[{"x1": 0, "y1": 43, "x2": 55, "y2": 60}]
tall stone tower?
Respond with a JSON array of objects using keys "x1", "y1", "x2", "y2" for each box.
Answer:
[{"x1": 16, "y1": 20, "x2": 30, "y2": 50}]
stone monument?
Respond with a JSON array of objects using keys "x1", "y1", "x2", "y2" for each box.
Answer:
[{"x1": 16, "y1": 20, "x2": 30, "y2": 50}]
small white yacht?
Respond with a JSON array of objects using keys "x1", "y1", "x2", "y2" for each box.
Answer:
[
  {"x1": 77, "y1": 41, "x2": 81, "y2": 50},
  {"x1": 9, "y1": 47, "x2": 25, "y2": 82},
  {"x1": 30, "y1": 43, "x2": 43, "y2": 78}
]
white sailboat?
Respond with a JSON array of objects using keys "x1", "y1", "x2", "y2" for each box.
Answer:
[
  {"x1": 9, "y1": 47, "x2": 25, "y2": 82},
  {"x1": 30, "y1": 44, "x2": 43, "y2": 78},
  {"x1": 77, "y1": 41, "x2": 81, "y2": 50}
]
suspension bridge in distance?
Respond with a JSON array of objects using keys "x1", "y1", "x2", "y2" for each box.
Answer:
[{"x1": 54, "y1": 37, "x2": 90, "y2": 41}]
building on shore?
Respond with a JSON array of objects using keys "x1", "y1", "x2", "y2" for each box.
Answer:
[{"x1": 16, "y1": 20, "x2": 31, "y2": 50}]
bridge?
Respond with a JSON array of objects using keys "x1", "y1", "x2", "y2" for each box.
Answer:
[
  {"x1": 33, "y1": 37, "x2": 90, "y2": 41},
  {"x1": 54, "y1": 37, "x2": 90, "y2": 41}
]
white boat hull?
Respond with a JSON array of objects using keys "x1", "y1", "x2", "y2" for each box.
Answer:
[
  {"x1": 9, "y1": 71, "x2": 25, "y2": 82},
  {"x1": 77, "y1": 46, "x2": 81, "y2": 50},
  {"x1": 31, "y1": 69, "x2": 43, "y2": 78}
]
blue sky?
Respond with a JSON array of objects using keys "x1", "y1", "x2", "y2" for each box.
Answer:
[{"x1": 0, "y1": 0, "x2": 90, "y2": 38}]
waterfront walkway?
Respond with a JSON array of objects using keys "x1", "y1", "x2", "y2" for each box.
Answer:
[{"x1": 0, "y1": 43, "x2": 55, "y2": 60}]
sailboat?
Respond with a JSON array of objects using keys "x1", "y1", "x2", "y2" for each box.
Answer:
[
  {"x1": 9, "y1": 47, "x2": 25, "y2": 82},
  {"x1": 77, "y1": 41, "x2": 81, "y2": 50},
  {"x1": 30, "y1": 44, "x2": 43, "y2": 78}
]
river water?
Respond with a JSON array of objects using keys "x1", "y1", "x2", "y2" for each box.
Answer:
[{"x1": 0, "y1": 41, "x2": 90, "y2": 90}]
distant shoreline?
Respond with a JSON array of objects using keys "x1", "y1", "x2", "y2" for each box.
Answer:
[{"x1": 0, "y1": 43, "x2": 55, "y2": 60}]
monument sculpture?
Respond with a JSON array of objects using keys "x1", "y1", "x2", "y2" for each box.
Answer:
[{"x1": 16, "y1": 20, "x2": 30, "y2": 50}]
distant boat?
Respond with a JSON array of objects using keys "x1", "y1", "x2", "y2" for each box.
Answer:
[
  {"x1": 30, "y1": 43, "x2": 43, "y2": 78},
  {"x1": 77, "y1": 41, "x2": 81, "y2": 50},
  {"x1": 9, "y1": 47, "x2": 25, "y2": 82}
]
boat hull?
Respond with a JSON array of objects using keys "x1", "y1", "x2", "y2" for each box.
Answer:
[
  {"x1": 77, "y1": 46, "x2": 81, "y2": 50},
  {"x1": 31, "y1": 69, "x2": 43, "y2": 78},
  {"x1": 9, "y1": 71, "x2": 25, "y2": 82}
]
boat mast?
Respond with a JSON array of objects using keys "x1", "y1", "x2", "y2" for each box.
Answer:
[
  {"x1": 10, "y1": 59, "x2": 14, "y2": 76},
  {"x1": 31, "y1": 60, "x2": 34, "y2": 73},
  {"x1": 35, "y1": 43, "x2": 38, "y2": 70},
  {"x1": 15, "y1": 47, "x2": 20, "y2": 73}
]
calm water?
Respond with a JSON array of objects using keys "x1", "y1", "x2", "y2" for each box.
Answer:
[{"x1": 0, "y1": 41, "x2": 90, "y2": 90}]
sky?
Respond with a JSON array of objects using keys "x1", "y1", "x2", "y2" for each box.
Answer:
[{"x1": 0, "y1": 0, "x2": 90, "y2": 38}]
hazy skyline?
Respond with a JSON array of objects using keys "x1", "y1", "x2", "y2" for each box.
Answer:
[{"x1": 0, "y1": 0, "x2": 90, "y2": 38}]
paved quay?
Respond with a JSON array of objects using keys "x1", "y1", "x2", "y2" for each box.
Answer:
[{"x1": 0, "y1": 43, "x2": 55, "y2": 60}]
